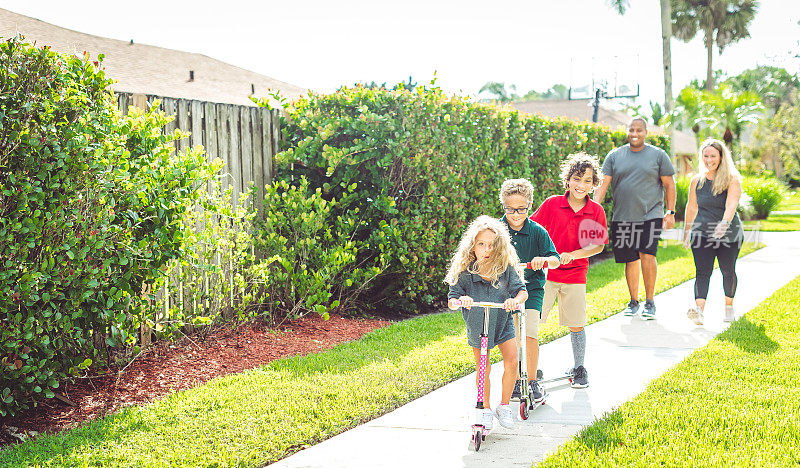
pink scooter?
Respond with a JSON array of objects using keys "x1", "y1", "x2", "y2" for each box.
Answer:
[{"x1": 450, "y1": 299, "x2": 523, "y2": 451}]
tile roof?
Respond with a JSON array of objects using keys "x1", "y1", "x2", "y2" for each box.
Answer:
[
  {"x1": 511, "y1": 99, "x2": 698, "y2": 155},
  {"x1": 1, "y1": 7, "x2": 306, "y2": 106}
]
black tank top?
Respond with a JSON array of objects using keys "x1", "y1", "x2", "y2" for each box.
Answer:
[{"x1": 690, "y1": 177, "x2": 743, "y2": 242}]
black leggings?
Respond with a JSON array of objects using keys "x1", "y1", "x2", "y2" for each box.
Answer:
[{"x1": 691, "y1": 240, "x2": 741, "y2": 299}]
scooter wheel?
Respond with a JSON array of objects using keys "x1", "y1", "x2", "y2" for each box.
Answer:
[
  {"x1": 474, "y1": 428, "x2": 483, "y2": 451},
  {"x1": 519, "y1": 400, "x2": 530, "y2": 420}
]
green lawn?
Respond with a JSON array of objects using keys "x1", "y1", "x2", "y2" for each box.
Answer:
[
  {"x1": 0, "y1": 241, "x2": 762, "y2": 467},
  {"x1": 539, "y1": 273, "x2": 800, "y2": 468},
  {"x1": 778, "y1": 189, "x2": 800, "y2": 210},
  {"x1": 743, "y1": 214, "x2": 800, "y2": 232}
]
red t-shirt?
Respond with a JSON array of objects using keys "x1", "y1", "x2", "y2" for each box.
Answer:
[{"x1": 531, "y1": 192, "x2": 609, "y2": 284}]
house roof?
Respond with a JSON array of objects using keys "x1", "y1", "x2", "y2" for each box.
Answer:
[
  {"x1": 0, "y1": 7, "x2": 306, "y2": 106},
  {"x1": 511, "y1": 99, "x2": 698, "y2": 155}
]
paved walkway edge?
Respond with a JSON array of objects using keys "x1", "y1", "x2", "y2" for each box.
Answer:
[{"x1": 270, "y1": 232, "x2": 800, "y2": 468}]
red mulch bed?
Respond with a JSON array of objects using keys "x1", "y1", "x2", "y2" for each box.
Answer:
[{"x1": 0, "y1": 313, "x2": 392, "y2": 448}]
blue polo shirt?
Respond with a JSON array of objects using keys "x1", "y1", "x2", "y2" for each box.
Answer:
[{"x1": 501, "y1": 216, "x2": 559, "y2": 310}]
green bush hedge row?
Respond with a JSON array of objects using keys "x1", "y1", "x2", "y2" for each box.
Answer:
[
  {"x1": 270, "y1": 86, "x2": 669, "y2": 313},
  {"x1": 0, "y1": 37, "x2": 216, "y2": 417}
]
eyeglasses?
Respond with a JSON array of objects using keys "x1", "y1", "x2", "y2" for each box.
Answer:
[{"x1": 503, "y1": 205, "x2": 530, "y2": 215}]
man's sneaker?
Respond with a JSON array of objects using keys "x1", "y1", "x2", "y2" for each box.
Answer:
[
  {"x1": 641, "y1": 300, "x2": 657, "y2": 320},
  {"x1": 622, "y1": 300, "x2": 640, "y2": 316},
  {"x1": 687, "y1": 305, "x2": 704, "y2": 325},
  {"x1": 529, "y1": 379, "x2": 544, "y2": 403},
  {"x1": 724, "y1": 305, "x2": 735, "y2": 323},
  {"x1": 511, "y1": 379, "x2": 522, "y2": 400},
  {"x1": 494, "y1": 404, "x2": 515, "y2": 429},
  {"x1": 480, "y1": 408, "x2": 494, "y2": 430},
  {"x1": 571, "y1": 365, "x2": 589, "y2": 388}
]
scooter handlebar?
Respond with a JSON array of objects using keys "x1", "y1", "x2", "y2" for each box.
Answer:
[
  {"x1": 520, "y1": 262, "x2": 557, "y2": 271},
  {"x1": 449, "y1": 300, "x2": 523, "y2": 311}
]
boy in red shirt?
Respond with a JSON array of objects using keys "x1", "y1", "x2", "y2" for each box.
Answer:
[{"x1": 531, "y1": 152, "x2": 608, "y2": 388}]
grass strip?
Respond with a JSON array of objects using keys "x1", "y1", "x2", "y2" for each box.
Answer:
[
  {"x1": 777, "y1": 189, "x2": 800, "y2": 211},
  {"x1": 742, "y1": 214, "x2": 800, "y2": 232},
  {"x1": 0, "y1": 241, "x2": 761, "y2": 467},
  {"x1": 538, "y1": 273, "x2": 800, "y2": 468}
]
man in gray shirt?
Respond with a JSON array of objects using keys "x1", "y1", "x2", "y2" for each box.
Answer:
[{"x1": 593, "y1": 118, "x2": 676, "y2": 320}]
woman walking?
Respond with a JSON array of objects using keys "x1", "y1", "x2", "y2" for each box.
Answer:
[{"x1": 683, "y1": 139, "x2": 744, "y2": 325}]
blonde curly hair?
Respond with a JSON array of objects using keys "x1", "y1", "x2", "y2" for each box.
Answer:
[
  {"x1": 444, "y1": 215, "x2": 523, "y2": 286},
  {"x1": 499, "y1": 178, "x2": 534, "y2": 205}
]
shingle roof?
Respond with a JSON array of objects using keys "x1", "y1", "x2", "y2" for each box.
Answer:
[
  {"x1": 511, "y1": 99, "x2": 698, "y2": 155},
  {"x1": 1, "y1": 7, "x2": 306, "y2": 106}
]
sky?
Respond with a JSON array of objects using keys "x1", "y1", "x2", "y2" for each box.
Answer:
[{"x1": 2, "y1": 0, "x2": 799, "y2": 112}]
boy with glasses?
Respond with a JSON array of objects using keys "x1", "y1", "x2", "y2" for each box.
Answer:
[{"x1": 499, "y1": 179, "x2": 560, "y2": 403}]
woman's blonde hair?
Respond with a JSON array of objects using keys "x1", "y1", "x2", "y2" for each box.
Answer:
[
  {"x1": 697, "y1": 138, "x2": 740, "y2": 196},
  {"x1": 444, "y1": 215, "x2": 523, "y2": 286}
]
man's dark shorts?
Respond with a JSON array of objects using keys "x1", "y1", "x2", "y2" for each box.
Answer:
[{"x1": 610, "y1": 218, "x2": 663, "y2": 263}]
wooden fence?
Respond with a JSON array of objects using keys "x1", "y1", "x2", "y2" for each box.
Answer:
[
  {"x1": 115, "y1": 92, "x2": 279, "y2": 211},
  {"x1": 114, "y1": 93, "x2": 280, "y2": 342}
]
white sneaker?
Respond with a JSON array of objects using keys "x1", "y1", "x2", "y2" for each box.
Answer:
[
  {"x1": 724, "y1": 306, "x2": 735, "y2": 323},
  {"x1": 687, "y1": 306, "x2": 704, "y2": 325},
  {"x1": 494, "y1": 404, "x2": 515, "y2": 429},
  {"x1": 480, "y1": 408, "x2": 494, "y2": 431}
]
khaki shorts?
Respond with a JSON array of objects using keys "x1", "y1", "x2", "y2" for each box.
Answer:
[
  {"x1": 541, "y1": 281, "x2": 588, "y2": 328},
  {"x1": 512, "y1": 309, "x2": 541, "y2": 345}
]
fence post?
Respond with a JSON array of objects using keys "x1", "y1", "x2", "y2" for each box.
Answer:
[{"x1": 129, "y1": 93, "x2": 153, "y2": 348}]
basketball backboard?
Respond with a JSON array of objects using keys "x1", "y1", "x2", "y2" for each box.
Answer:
[{"x1": 569, "y1": 55, "x2": 639, "y2": 100}]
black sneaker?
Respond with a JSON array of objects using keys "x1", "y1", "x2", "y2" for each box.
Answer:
[
  {"x1": 529, "y1": 380, "x2": 544, "y2": 402},
  {"x1": 622, "y1": 300, "x2": 640, "y2": 316},
  {"x1": 641, "y1": 300, "x2": 656, "y2": 320},
  {"x1": 511, "y1": 380, "x2": 522, "y2": 400},
  {"x1": 571, "y1": 365, "x2": 589, "y2": 388}
]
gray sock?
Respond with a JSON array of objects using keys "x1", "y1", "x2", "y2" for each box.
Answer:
[{"x1": 571, "y1": 330, "x2": 586, "y2": 368}]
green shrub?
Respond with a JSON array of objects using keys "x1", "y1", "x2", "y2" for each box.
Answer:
[
  {"x1": 675, "y1": 176, "x2": 691, "y2": 221},
  {"x1": 742, "y1": 176, "x2": 785, "y2": 219},
  {"x1": 0, "y1": 37, "x2": 215, "y2": 417},
  {"x1": 251, "y1": 177, "x2": 393, "y2": 319},
  {"x1": 272, "y1": 86, "x2": 669, "y2": 315}
]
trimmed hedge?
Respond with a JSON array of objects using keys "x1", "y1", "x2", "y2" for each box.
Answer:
[
  {"x1": 0, "y1": 37, "x2": 216, "y2": 416},
  {"x1": 271, "y1": 86, "x2": 668, "y2": 314}
]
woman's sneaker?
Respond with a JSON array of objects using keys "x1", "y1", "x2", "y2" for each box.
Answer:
[
  {"x1": 494, "y1": 404, "x2": 515, "y2": 429},
  {"x1": 571, "y1": 365, "x2": 589, "y2": 388},
  {"x1": 480, "y1": 408, "x2": 494, "y2": 431},
  {"x1": 687, "y1": 306, "x2": 704, "y2": 325},
  {"x1": 724, "y1": 305, "x2": 735, "y2": 322}
]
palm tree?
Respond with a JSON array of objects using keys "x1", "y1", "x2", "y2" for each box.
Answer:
[
  {"x1": 675, "y1": 86, "x2": 704, "y2": 136},
  {"x1": 672, "y1": 0, "x2": 759, "y2": 91},
  {"x1": 699, "y1": 83, "x2": 764, "y2": 145}
]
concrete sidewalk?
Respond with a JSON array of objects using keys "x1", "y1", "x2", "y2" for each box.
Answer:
[{"x1": 270, "y1": 231, "x2": 800, "y2": 468}]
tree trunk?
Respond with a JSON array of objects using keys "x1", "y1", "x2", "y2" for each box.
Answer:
[
  {"x1": 660, "y1": 0, "x2": 675, "y2": 158},
  {"x1": 705, "y1": 28, "x2": 715, "y2": 91},
  {"x1": 660, "y1": 0, "x2": 673, "y2": 113}
]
